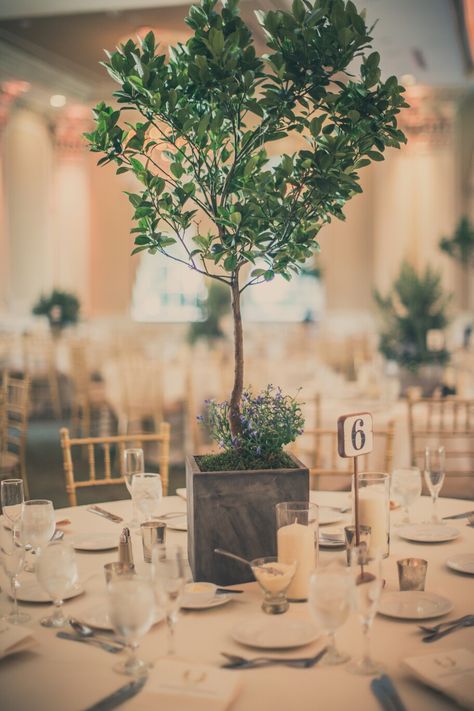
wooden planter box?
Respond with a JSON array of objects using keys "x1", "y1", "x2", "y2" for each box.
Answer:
[{"x1": 186, "y1": 453, "x2": 309, "y2": 586}]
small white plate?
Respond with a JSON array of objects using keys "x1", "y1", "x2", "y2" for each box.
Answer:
[
  {"x1": 446, "y1": 553, "x2": 474, "y2": 575},
  {"x1": 16, "y1": 579, "x2": 84, "y2": 603},
  {"x1": 180, "y1": 594, "x2": 231, "y2": 610},
  {"x1": 80, "y1": 604, "x2": 164, "y2": 630},
  {"x1": 397, "y1": 524, "x2": 460, "y2": 543},
  {"x1": 231, "y1": 616, "x2": 320, "y2": 649},
  {"x1": 319, "y1": 536, "x2": 345, "y2": 549},
  {"x1": 319, "y1": 508, "x2": 344, "y2": 526},
  {"x1": 378, "y1": 591, "x2": 453, "y2": 620},
  {"x1": 71, "y1": 533, "x2": 119, "y2": 551}
]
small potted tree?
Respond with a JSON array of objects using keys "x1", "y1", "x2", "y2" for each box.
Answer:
[
  {"x1": 86, "y1": 0, "x2": 407, "y2": 582},
  {"x1": 32, "y1": 289, "x2": 80, "y2": 336}
]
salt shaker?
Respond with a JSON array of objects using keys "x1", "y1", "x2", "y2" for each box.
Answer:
[{"x1": 118, "y1": 527, "x2": 134, "y2": 569}]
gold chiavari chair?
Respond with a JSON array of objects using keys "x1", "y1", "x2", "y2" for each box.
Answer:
[
  {"x1": 60, "y1": 422, "x2": 171, "y2": 506},
  {"x1": 0, "y1": 372, "x2": 31, "y2": 497},
  {"x1": 407, "y1": 396, "x2": 474, "y2": 499},
  {"x1": 293, "y1": 420, "x2": 395, "y2": 490},
  {"x1": 69, "y1": 341, "x2": 111, "y2": 437}
]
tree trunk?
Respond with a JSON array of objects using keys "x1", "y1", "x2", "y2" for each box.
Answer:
[{"x1": 229, "y1": 273, "x2": 243, "y2": 441}]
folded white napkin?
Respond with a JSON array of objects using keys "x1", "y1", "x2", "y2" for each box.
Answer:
[
  {"x1": 0, "y1": 622, "x2": 38, "y2": 661},
  {"x1": 403, "y1": 648, "x2": 474, "y2": 711},
  {"x1": 135, "y1": 659, "x2": 241, "y2": 711}
]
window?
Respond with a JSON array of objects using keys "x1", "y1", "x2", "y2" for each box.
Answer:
[{"x1": 242, "y1": 269, "x2": 324, "y2": 322}]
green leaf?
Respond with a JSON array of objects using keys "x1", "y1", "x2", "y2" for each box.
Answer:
[{"x1": 230, "y1": 211, "x2": 241, "y2": 226}]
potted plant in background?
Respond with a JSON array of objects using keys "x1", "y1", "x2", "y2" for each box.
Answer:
[
  {"x1": 374, "y1": 262, "x2": 451, "y2": 396},
  {"x1": 86, "y1": 0, "x2": 407, "y2": 583},
  {"x1": 440, "y1": 216, "x2": 474, "y2": 347},
  {"x1": 32, "y1": 289, "x2": 80, "y2": 336}
]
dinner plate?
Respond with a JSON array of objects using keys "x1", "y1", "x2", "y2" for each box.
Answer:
[
  {"x1": 80, "y1": 604, "x2": 164, "y2": 631},
  {"x1": 378, "y1": 591, "x2": 453, "y2": 620},
  {"x1": 231, "y1": 616, "x2": 320, "y2": 649},
  {"x1": 446, "y1": 553, "x2": 474, "y2": 575},
  {"x1": 319, "y1": 535, "x2": 345, "y2": 549},
  {"x1": 396, "y1": 524, "x2": 460, "y2": 543},
  {"x1": 71, "y1": 533, "x2": 119, "y2": 551},
  {"x1": 180, "y1": 594, "x2": 231, "y2": 610},
  {"x1": 15, "y1": 579, "x2": 84, "y2": 604},
  {"x1": 319, "y1": 508, "x2": 345, "y2": 526}
]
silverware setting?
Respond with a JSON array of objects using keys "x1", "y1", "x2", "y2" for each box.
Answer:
[
  {"x1": 216, "y1": 588, "x2": 244, "y2": 595},
  {"x1": 420, "y1": 614, "x2": 474, "y2": 642},
  {"x1": 82, "y1": 677, "x2": 147, "y2": 711},
  {"x1": 57, "y1": 631, "x2": 124, "y2": 654},
  {"x1": 442, "y1": 510, "x2": 474, "y2": 521},
  {"x1": 220, "y1": 647, "x2": 327, "y2": 669},
  {"x1": 371, "y1": 674, "x2": 407, "y2": 711},
  {"x1": 69, "y1": 618, "x2": 126, "y2": 648},
  {"x1": 87, "y1": 505, "x2": 123, "y2": 523}
]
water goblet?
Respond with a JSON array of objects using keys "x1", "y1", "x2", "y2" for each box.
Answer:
[
  {"x1": 251, "y1": 557, "x2": 296, "y2": 614},
  {"x1": 309, "y1": 565, "x2": 353, "y2": 665},
  {"x1": 20, "y1": 500, "x2": 55, "y2": 572},
  {"x1": 124, "y1": 448, "x2": 144, "y2": 527},
  {"x1": 0, "y1": 526, "x2": 30, "y2": 624},
  {"x1": 36, "y1": 541, "x2": 79, "y2": 627},
  {"x1": 348, "y1": 544, "x2": 384, "y2": 676},
  {"x1": 1, "y1": 479, "x2": 25, "y2": 532},
  {"x1": 391, "y1": 467, "x2": 422, "y2": 525},
  {"x1": 132, "y1": 473, "x2": 162, "y2": 523},
  {"x1": 108, "y1": 576, "x2": 155, "y2": 677},
  {"x1": 424, "y1": 446, "x2": 445, "y2": 524},
  {"x1": 152, "y1": 544, "x2": 188, "y2": 655}
]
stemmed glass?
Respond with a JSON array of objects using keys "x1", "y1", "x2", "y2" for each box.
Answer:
[
  {"x1": 108, "y1": 576, "x2": 155, "y2": 677},
  {"x1": 424, "y1": 446, "x2": 445, "y2": 524},
  {"x1": 36, "y1": 541, "x2": 79, "y2": 627},
  {"x1": 308, "y1": 565, "x2": 353, "y2": 665},
  {"x1": 0, "y1": 526, "x2": 30, "y2": 624},
  {"x1": 348, "y1": 544, "x2": 384, "y2": 676},
  {"x1": 132, "y1": 473, "x2": 162, "y2": 523},
  {"x1": 391, "y1": 467, "x2": 422, "y2": 525},
  {"x1": 20, "y1": 500, "x2": 55, "y2": 572},
  {"x1": 123, "y1": 448, "x2": 144, "y2": 527},
  {"x1": 1, "y1": 479, "x2": 25, "y2": 532},
  {"x1": 152, "y1": 544, "x2": 187, "y2": 655}
]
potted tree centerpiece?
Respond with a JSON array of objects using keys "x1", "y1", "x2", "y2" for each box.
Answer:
[
  {"x1": 86, "y1": 0, "x2": 407, "y2": 583},
  {"x1": 32, "y1": 289, "x2": 80, "y2": 335}
]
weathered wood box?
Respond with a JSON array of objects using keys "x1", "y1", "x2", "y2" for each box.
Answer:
[{"x1": 186, "y1": 454, "x2": 309, "y2": 585}]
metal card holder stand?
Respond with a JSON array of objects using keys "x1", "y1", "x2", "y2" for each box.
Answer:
[{"x1": 337, "y1": 412, "x2": 374, "y2": 583}]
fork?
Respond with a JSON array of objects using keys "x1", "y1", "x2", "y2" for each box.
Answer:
[
  {"x1": 418, "y1": 614, "x2": 474, "y2": 635},
  {"x1": 221, "y1": 647, "x2": 327, "y2": 669},
  {"x1": 422, "y1": 617, "x2": 474, "y2": 643}
]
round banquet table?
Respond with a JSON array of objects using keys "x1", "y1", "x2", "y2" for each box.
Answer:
[{"x1": 1, "y1": 491, "x2": 473, "y2": 711}]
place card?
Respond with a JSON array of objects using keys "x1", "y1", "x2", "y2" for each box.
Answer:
[
  {"x1": 403, "y1": 648, "x2": 474, "y2": 711},
  {"x1": 0, "y1": 622, "x2": 38, "y2": 661}
]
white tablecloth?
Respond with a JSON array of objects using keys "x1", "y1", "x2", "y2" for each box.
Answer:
[{"x1": 1, "y1": 493, "x2": 473, "y2": 711}]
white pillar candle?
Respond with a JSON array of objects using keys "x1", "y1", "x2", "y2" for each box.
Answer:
[
  {"x1": 277, "y1": 522, "x2": 315, "y2": 600},
  {"x1": 358, "y1": 490, "x2": 388, "y2": 557}
]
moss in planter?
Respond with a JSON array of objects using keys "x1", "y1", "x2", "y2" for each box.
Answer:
[{"x1": 197, "y1": 450, "x2": 296, "y2": 472}]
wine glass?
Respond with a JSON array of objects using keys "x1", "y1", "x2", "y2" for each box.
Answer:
[
  {"x1": 0, "y1": 526, "x2": 30, "y2": 624},
  {"x1": 1, "y1": 479, "x2": 25, "y2": 532},
  {"x1": 152, "y1": 544, "x2": 187, "y2": 655},
  {"x1": 391, "y1": 467, "x2": 422, "y2": 525},
  {"x1": 20, "y1": 500, "x2": 55, "y2": 572},
  {"x1": 424, "y1": 446, "x2": 445, "y2": 524},
  {"x1": 309, "y1": 565, "x2": 353, "y2": 665},
  {"x1": 131, "y1": 473, "x2": 162, "y2": 523},
  {"x1": 123, "y1": 448, "x2": 144, "y2": 527},
  {"x1": 348, "y1": 544, "x2": 384, "y2": 676},
  {"x1": 108, "y1": 576, "x2": 155, "y2": 677},
  {"x1": 36, "y1": 541, "x2": 79, "y2": 627}
]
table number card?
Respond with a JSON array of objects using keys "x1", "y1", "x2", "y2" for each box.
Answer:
[{"x1": 337, "y1": 412, "x2": 374, "y2": 458}]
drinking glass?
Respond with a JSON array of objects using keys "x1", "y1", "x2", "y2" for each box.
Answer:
[
  {"x1": 108, "y1": 576, "x2": 155, "y2": 677},
  {"x1": 1, "y1": 479, "x2": 25, "y2": 531},
  {"x1": 0, "y1": 527, "x2": 30, "y2": 624},
  {"x1": 36, "y1": 541, "x2": 79, "y2": 627},
  {"x1": 124, "y1": 448, "x2": 144, "y2": 527},
  {"x1": 348, "y1": 544, "x2": 384, "y2": 676},
  {"x1": 424, "y1": 446, "x2": 445, "y2": 524},
  {"x1": 20, "y1": 500, "x2": 55, "y2": 572},
  {"x1": 132, "y1": 473, "x2": 162, "y2": 523},
  {"x1": 152, "y1": 544, "x2": 187, "y2": 655},
  {"x1": 391, "y1": 467, "x2": 422, "y2": 525},
  {"x1": 309, "y1": 566, "x2": 353, "y2": 665}
]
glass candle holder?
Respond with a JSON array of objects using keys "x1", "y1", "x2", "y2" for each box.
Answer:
[
  {"x1": 344, "y1": 524, "x2": 371, "y2": 566},
  {"x1": 276, "y1": 501, "x2": 318, "y2": 602},
  {"x1": 104, "y1": 562, "x2": 135, "y2": 585},
  {"x1": 251, "y1": 557, "x2": 296, "y2": 614},
  {"x1": 353, "y1": 473, "x2": 390, "y2": 559},
  {"x1": 397, "y1": 558, "x2": 428, "y2": 591},
  {"x1": 140, "y1": 521, "x2": 166, "y2": 563}
]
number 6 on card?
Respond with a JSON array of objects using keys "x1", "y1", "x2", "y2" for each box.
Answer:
[{"x1": 337, "y1": 412, "x2": 373, "y2": 458}]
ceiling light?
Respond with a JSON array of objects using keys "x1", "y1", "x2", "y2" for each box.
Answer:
[{"x1": 50, "y1": 94, "x2": 66, "y2": 108}]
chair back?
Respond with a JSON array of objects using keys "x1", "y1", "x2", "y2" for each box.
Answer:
[{"x1": 0, "y1": 371, "x2": 30, "y2": 496}]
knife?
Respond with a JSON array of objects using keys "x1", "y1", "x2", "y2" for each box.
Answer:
[
  {"x1": 57, "y1": 632, "x2": 123, "y2": 654},
  {"x1": 87, "y1": 506, "x2": 123, "y2": 523},
  {"x1": 371, "y1": 675, "x2": 407, "y2": 711},
  {"x1": 442, "y1": 511, "x2": 474, "y2": 520},
  {"x1": 82, "y1": 677, "x2": 147, "y2": 711}
]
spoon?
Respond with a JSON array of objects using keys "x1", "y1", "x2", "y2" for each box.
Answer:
[
  {"x1": 214, "y1": 549, "x2": 284, "y2": 575},
  {"x1": 69, "y1": 618, "x2": 126, "y2": 647}
]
